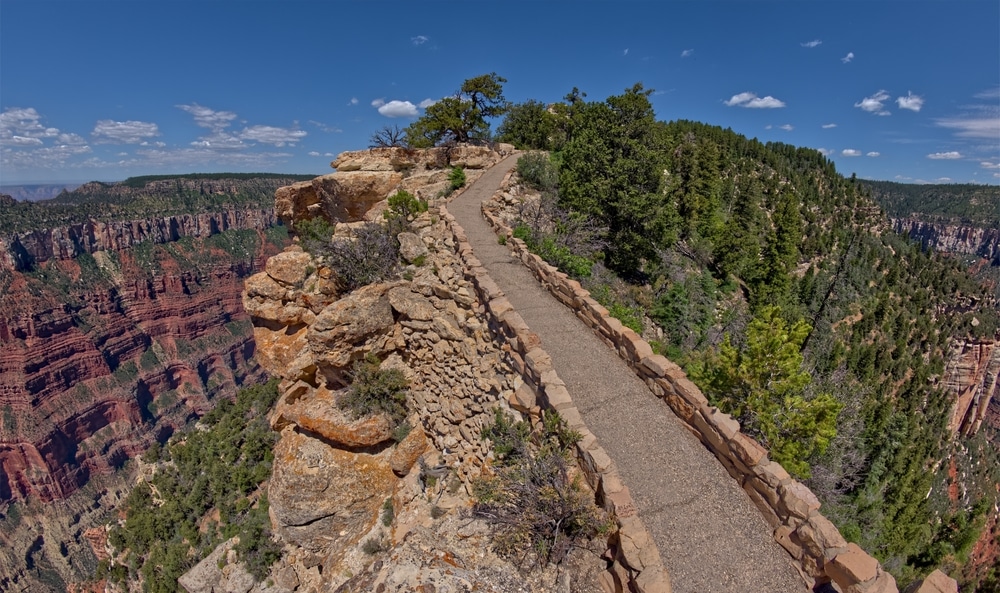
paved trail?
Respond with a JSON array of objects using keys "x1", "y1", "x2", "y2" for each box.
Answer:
[{"x1": 449, "y1": 155, "x2": 808, "y2": 593}]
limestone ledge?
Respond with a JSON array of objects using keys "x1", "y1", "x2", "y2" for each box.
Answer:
[{"x1": 473, "y1": 169, "x2": 924, "y2": 593}]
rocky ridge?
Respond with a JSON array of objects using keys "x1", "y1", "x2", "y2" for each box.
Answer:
[{"x1": 192, "y1": 145, "x2": 616, "y2": 593}]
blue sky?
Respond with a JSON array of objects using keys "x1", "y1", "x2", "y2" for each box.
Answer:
[{"x1": 1, "y1": 1, "x2": 998, "y2": 185}]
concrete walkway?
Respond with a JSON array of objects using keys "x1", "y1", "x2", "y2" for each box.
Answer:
[{"x1": 449, "y1": 155, "x2": 808, "y2": 593}]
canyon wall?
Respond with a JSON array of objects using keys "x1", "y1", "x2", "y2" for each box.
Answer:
[
  {"x1": 0, "y1": 180, "x2": 291, "y2": 504},
  {"x1": 892, "y1": 217, "x2": 1000, "y2": 263},
  {"x1": 0, "y1": 208, "x2": 276, "y2": 272}
]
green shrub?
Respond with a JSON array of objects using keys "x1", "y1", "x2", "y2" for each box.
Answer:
[
  {"x1": 294, "y1": 217, "x2": 336, "y2": 256},
  {"x1": 481, "y1": 407, "x2": 532, "y2": 464},
  {"x1": 340, "y1": 354, "x2": 409, "y2": 426},
  {"x1": 516, "y1": 152, "x2": 558, "y2": 192},
  {"x1": 448, "y1": 166, "x2": 467, "y2": 191},
  {"x1": 381, "y1": 498, "x2": 394, "y2": 527},
  {"x1": 385, "y1": 190, "x2": 428, "y2": 220},
  {"x1": 362, "y1": 535, "x2": 388, "y2": 555}
]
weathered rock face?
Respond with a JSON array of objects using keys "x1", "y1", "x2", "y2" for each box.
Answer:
[
  {"x1": 945, "y1": 339, "x2": 1000, "y2": 436},
  {"x1": 893, "y1": 218, "x2": 1000, "y2": 263},
  {"x1": 269, "y1": 427, "x2": 395, "y2": 553}
]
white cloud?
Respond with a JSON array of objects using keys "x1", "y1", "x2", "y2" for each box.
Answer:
[
  {"x1": 980, "y1": 161, "x2": 1000, "y2": 169},
  {"x1": 324, "y1": 152, "x2": 334, "y2": 157},
  {"x1": 895, "y1": 175, "x2": 912, "y2": 180},
  {"x1": 377, "y1": 100, "x2": 419, "y2": 118},
  {"x1": 974, "y1": 87, "x2": 1000, "y2": 100},
  {"x1": 765, "y1": 125, "x2": 772, "y2": 130},
  {"x1": 822, "y1": 123, "x2": 837, "y2": 129},
  {"x1": 817, "y1": 148, "x2": 834, "y2": 156},
  {"x1": 308, "y1": 151, "x2": 320, "y2": 157},
  {"x1": 855, "y1": 90, "x2": 890, "y2": 114},
  {"x1": 176, "y1": 104, "x2": 237, "y2": 131},
  {"x1": 681, "y1": 49, "x2": 694, "y2": 57},
  {"x1": 418, "y1": 98, "x2": 437, "y2": 109},
  {"x1": 926, "y1": 151, "x2": 962, "y2": 159},
  {"x1": 8, "y1": 136, "x2": 43, "y2": 146},
  {"x1": 239, "y1": 125, "x2": 307, "y2": 146},
  {"x1": 867, "y1": 151, "x2": 880, "y2": 157},
  {"x1": 724, "y1": 92, "x2": 786, "y2": 108},
  {"x1": 842, "y1": 149, "x2": 862, "y2": 157},
  {"x1": 411, "y1": 35, "x2": 428, "y2": 45},
  {"x1": 349, "y1": 98, "x2": 359, "y2": 106},
  {"x1": 841, "y1": 52, "x2": 854, "y2": 63},
  {"x1": 801, "y1": 39, "x2": 822, "y2": 48},
  {"x1": 934, "y1": 115, "x2": 1000, "y2": 139},
  {"x1": 0, "y1": 107, "x2": 61, "y2": 142},
  {"x1": 139, "y1": 140, "x2": 166, "y2": 148},
  {"x1": 896, "y1": 92, "x2": 924, "y2": 112},
  {"x1": 92, "y1": 119, "x2": 160, "y2": 143},
  {"x1": 779, "y1": 124, "x2": 794, "y2": 131},
  {"x1": 309, "y1": 120, "x2": 342, "y2": 133},
  {"x1": 371, "y1": 98, "x2": 386, "y2": 108},
  {"x1": 623, "y1": 48, "x2": 629, "y2": 56}
]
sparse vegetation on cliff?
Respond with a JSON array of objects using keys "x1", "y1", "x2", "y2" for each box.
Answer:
[
  {"x1": 104, "y1": 380, "x2": 281, "y2": 592},
  {"x1": 474, "y1": 409, "x2": 608, "y2": 569}
]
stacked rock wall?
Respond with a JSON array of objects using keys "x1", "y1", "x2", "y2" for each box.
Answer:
[{"x1": 479, "y1": 174, "x2": 903, "y2": 593}]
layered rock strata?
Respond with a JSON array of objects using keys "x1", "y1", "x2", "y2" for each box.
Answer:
[{"x1": 0, "y1": 228, "x2": 280, "y2": 502}]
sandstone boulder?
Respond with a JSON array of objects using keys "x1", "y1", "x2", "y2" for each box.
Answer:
[
  {"x1": 448, "y1": 145, "x2": 499, "y2": 169},
  {"x1": 308, "y1": 283, "x2": 395, "y2": 368},
  {"x1": 275, "y1": 180, "x2": 319, "y2": 227},
  {"x1": 397, "y1": 232, "x2": 429, "y2": 264},
  {"x1": 390, "y1": 423, "x2": 429, "y2": 476},
  {"x1": 266, "y1": 251, "x2": 313, "y2": 286},
  {"x1": 907, "y1": 570, "x2": 959, "y2": 593},
  {"x1": 252, "y1": 323, "x2": 314, "y2": 382},
  {"x1": 269, "y1": 428, "x2": 394, "y2": 553},
  {"x1": 387, "y1": 286, "x2": 436, "y2": 321},
  {"x1": 271, "y1": 384, "x2": 393, "y2": 448}
]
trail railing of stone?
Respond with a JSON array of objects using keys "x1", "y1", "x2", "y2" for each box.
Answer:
[{"x1": 442, "y1": 154, "x2": 903, "y2": 593}]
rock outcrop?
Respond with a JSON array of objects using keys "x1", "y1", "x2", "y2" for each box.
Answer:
[
  {"x1": 945, "y1": 339, "x2": 1000, "y2": 436},
  {"x1": 275, "y1": 145, "x2": 507, "y2": 226},
  {"x1": 892, "y1": 218, "x2": 1000, "y2": 263}
]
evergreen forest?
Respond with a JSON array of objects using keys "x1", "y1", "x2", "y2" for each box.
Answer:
[{"x1": 495, "y1": 83, "x2": 1000, "y2": 588}]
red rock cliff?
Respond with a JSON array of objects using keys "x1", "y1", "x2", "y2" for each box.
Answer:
[{"x1": 0, "y1": 197, "x2": 288, "y2": 502}]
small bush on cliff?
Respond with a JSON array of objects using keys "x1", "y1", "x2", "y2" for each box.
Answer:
[
  {"x1": 385, "y1": 190, "x2": 428, "y2": 221},
  {"x1": 326, "y1": 223, "x2": 400, "y2": 291},
  {"x1": 294, "y1": 216, "x2": 336, "y2": 256},
  {"x1": 473, "y1": 409, "x2": 606, "y2": 568},
  {"x1": 341, "y1": 354, "x2": 409, "y2": 427},
  {"x1": 449, "y1": 166, "x2": 467, "y2": 192}
]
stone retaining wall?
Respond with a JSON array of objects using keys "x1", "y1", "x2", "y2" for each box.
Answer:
[
  {"x1": 476, "y1": 172, "x2": 900, "y2": 593},
  {"x1": 439, "y1": 202, "x2": 672, "y2": 593}
]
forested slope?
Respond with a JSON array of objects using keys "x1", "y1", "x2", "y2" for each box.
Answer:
[{"x1": 499, "y1": 86, "x2": 1000, "y2": 589}]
